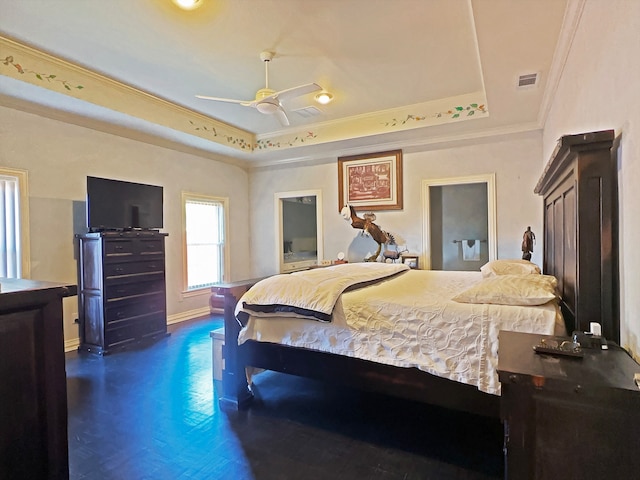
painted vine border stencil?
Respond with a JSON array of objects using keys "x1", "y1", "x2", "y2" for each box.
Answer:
[
  {"x1": 2, "y1": 37, "x2": 489, "y2": 155},
  {"x1": 382, "y1": 103, "x2": 487, "y2": 127},
  {"x1": 255, "y1": 131, "x2": 318, "y2": 150},
  {"x1": 2, "y1": 55, "x2": 84, "y2": 91},
  {"x1": 0, "y1": 44, "x2": 253, "y2": 151},
  {"x1": 188, "y1": 121, "x2": 252, "y2": 150}
]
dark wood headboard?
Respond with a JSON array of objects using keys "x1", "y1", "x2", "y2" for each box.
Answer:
[{"x1": 534, "y1": 129, "x2": 618, "y2": 343}]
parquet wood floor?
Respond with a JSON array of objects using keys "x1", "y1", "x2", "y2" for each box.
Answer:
[{"x1": 65, "y1": 316, "x2": 502, "y2": 479}]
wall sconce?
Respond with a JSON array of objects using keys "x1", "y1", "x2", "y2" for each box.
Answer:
[{"x1": 315, "y1": 91, "x2": 334, "y2": 105}]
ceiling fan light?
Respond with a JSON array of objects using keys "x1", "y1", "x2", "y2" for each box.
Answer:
[
  {"x1": 172, "y1": 0, "x2": 202, "y2": 10},
  {"x1": 256, "y1": 101, "x2": 280, "y2": 114},
  {"x1": 315, "y1": 91, "x2": 334, "y2": 105}
]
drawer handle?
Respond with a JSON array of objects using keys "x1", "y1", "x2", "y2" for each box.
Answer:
[
  {"x1": 116, "y1": 311, "x2": 125, "y2": 318},
  {"x1": 148, "y1": 264, "x2": 157, "y2": 269},
  {"x1": 115, "y1": 288, "x2": 126, "y2": 294},
  {"x1": 115, "y1": 267, "x2": 124, "y2": 273},
  {"x1": 115, "y1": 245, "x2": 124, "y2": 250}
]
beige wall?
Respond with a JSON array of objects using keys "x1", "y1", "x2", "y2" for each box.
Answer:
[
  {"x1": 542, "y1": 0, "x2": 640, "y2": 359},
  {"x1": 249, "y1": 131, "x2": 544, "y2": 278},
  {"x1": 0, "y1": 106, "x2": 251, "y2": 346}
]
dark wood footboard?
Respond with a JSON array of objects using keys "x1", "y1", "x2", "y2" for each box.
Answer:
[
  {"x1": 211, "y1": 280, "x2": 499, "y2": 418},
  {"x1": 212, "y1": 278, "x2": 264, "y2": 410}
]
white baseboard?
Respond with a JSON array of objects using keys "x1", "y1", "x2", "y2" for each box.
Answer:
[
  {"x1": 167, "y1": 306, "x2": 211, "y2": 325},
  {"x1": 65, "y1": 338, "x2": 80, "y2": 353},
  {"x1": 64, "y1": 306, "x2": 219, "y2": 352}
]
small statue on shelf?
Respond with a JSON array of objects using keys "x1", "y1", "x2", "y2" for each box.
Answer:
[{"x1": 522, "y1": 226, "x2": 535, "y2": 261}]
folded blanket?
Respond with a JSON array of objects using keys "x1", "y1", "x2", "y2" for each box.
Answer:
[{"x1": 239, "y1": 262, "x2": 410, "y2": 322}]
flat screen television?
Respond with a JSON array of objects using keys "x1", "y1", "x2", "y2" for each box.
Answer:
[{"x1": 87, "y1": 176, "x2": 163, "y2": 232}]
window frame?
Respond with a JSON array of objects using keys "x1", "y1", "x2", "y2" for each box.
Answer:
[
  {"x1": 0, "y1": 167, "x2": 30, "y2": 279},
  {"x1": 181, "y1": 192, "x2": 229, "y2": 295}
]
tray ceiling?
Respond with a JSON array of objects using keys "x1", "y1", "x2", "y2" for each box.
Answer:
[{"x1": 0, "y1": 0, "x2": 570, "y2": 166}]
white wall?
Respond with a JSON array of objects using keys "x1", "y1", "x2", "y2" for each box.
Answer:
[
  {"x1": 0, "y1": 106, "x2": 251, "y2": 345},
  {"x1": 542, "y1": 0, "x2": 640, "y2": 359},
  {"x1": 249, "y1": 131, "x2": 544, "y2": 278}
]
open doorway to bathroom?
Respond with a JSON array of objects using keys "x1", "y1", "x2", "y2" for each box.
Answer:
[{"x1": 422, "y1": 174, "x2": 496, "y2": 271}]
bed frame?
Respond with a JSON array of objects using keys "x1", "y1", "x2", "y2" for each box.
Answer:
[
  {"x1": 534, "y1": 129, "x2": 618, "y2": 342},
  {"x1": 213, "y1": 129, "x2": 618, "y2": 419}
]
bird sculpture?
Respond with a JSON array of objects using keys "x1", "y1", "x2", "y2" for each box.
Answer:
[{"x1": 341, "y1": 205, "x2": 394, "y2": 262}]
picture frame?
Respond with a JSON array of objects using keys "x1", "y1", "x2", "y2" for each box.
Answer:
[{"x1": 338, "y1": 149, "x2": 403, "y2": 211}]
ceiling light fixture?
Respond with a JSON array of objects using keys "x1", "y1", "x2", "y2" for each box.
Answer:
[
  {"x1": 172, "y1": 0, "x2": 203, "y2": 10},
  {"x1": 315, "y1": 91, "x2": 334, "y2": 105},
  {"x1": 256, "y1": 100, "x2": 280, "y2": 115}
]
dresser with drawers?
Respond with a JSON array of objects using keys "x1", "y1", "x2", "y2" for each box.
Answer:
[{"x1": 76, "y1": 230, "x2": 168, "y2": 354}]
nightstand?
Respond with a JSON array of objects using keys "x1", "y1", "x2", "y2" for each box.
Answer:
[{"x1": 497, "y1": 330, "x2": 640, "y2": 480}]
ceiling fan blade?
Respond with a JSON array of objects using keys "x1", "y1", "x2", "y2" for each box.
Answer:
[
  {"x1": 274, "y1": 107, "x2": 290, "y2": 127},
  {"x1": 195, "y1": 51, "x2": 322, "y2": 127},
  {"x1": 195, "y1": 95, "x2": 252, "y2": 105},
  {"x1": 272, "y1": 83, "x2": 322, "y2": 103}
]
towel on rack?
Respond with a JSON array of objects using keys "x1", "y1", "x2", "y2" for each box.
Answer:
[{"x1": 462, "y1": 239, "x2": 481, "y2": 261}]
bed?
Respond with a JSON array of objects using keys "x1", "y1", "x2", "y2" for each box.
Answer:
[{"x1": 213, "y1": 129, "x2": 618, "y2": 419}]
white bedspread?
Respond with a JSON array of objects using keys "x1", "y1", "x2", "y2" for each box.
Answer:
[
  {"x1": 239, "y1": 262, "x2": 409, "y2": 321},
  {"x1": 237, "y1": 269, "x2": 564, "y2": 395}
]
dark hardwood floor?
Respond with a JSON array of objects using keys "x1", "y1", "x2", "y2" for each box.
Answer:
[{"x1": 66, "y1": 315, "x2": 503, "y2": 479}]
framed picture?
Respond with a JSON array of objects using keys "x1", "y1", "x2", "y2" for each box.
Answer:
[
  {"x1": 338, "y1": 149, "x2": 403, "y2": 211},
  {"x1": 401, "y1": 255, "x2": 419, "y2": 269}
]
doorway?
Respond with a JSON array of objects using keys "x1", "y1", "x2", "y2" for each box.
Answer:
[
  {"x1": 422, "y1": 174, "x2": 496, "y2": 271},
  {"x1": 275, "y1": 190, "x2": 324, "y2": 273}
]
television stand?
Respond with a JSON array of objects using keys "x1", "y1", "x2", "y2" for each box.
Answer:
[{"x1": 76, "y1": 230, "x2": 169, "y2": 354}]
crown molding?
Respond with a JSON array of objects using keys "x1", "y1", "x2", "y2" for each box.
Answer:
[
  {"x1": 538, "y1": 0, "x2": 586, "y2": 129},
  {"x1": 0, "y1": 35, "x2": 254, "y2": 153}
]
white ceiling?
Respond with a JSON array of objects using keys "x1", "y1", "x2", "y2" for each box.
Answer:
[{"x1": 0, "y1": 0, "x2": 570, "y2": 166}]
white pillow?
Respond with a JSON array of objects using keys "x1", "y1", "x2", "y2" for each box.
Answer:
[
  {"x1": 480, "y1": 259, "x2": 541, "y2": 278},
  {"x1": 452, "y1": 274, "x2": 557, "y2": 306}
]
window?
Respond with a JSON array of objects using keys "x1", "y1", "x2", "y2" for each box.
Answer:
[
  {"x1": 182, "y1": 193, "x2": 228, "y2": 291},
  {"x1": 0, "y1": 168, "x2": 30, "y2": 278}
]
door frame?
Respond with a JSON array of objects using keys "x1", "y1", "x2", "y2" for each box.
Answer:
[
  {"x1": 275, "y1": 189, "x2": 324, "y2": 273},
  {"x1": 421, "y1": 173, "x2": 497, "y2": 270}
]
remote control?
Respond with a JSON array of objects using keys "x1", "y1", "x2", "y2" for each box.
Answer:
[{"x1": 533, "y1": 340, "x2": 584, "y2": 358}]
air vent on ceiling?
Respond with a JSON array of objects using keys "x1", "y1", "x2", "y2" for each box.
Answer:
[
  {"x1": 292, "y1": 106, "x2": 322, "y2": 118},
  {"x1": 518, "y1": 73, "x2": 538, "y2": 88}
]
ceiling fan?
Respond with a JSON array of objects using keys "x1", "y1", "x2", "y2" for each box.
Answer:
[{"x1": 196, "y1": 51, "x2": 321, "y2": 126}]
